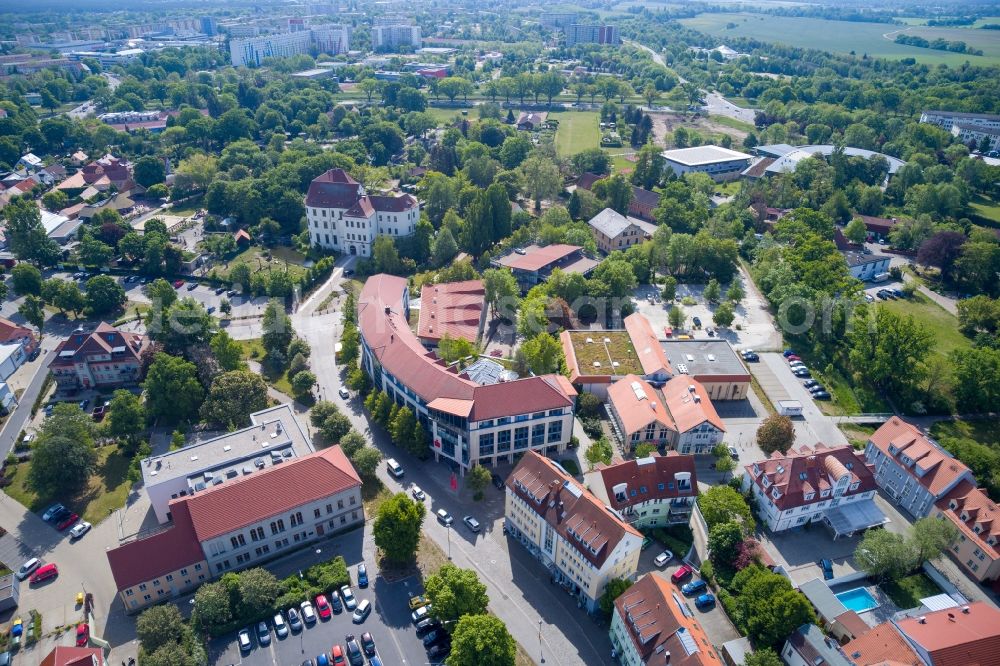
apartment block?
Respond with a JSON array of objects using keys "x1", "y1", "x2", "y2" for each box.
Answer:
[
  {"x1": 585, "y1": 453, "x2": 698, "y2": 530},
  {"x1": 48, "y1": 322, "x2": 149, "y2": 392},
  {"x1": 566, "y1": 24, "x2": 620, "y2": 46}
]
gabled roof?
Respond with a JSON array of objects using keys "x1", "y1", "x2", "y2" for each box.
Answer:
[
  {"x1": 39, "y1": 646, "x2": 105, "y2": 666},
  {"x1": 607, "y1": 374, "x2": 674, "y2": 435},
  {"x1": 184, "y1": 445, "x2": 361, "y2": 542},
  {"x1": 496, "y1": 244, "x2": 584, "y2": 272},
  {"x1": 842, "y1": 622, "x2": 921, "y2": 666},
  {"x1": 614, "y1": 574, "x2": 721, "y2": 666},
  {"x1": 106, "y1": 500, "x2": 205, "y2": 591},
  {"x1": 576, "y1": 172, "x2": 606, "y2": 190},
  {"x1": 587, "y1": 207, "x2": 644, "y2": 239},
  {"x1": 630, "y1": 185, "x2": 659, "y2": 208},
  {"x1": 746, "y1": 443, "x2": 875, "y2": 511},
  {"x1": 594, "y1": 452, "x2": 698, "y2": 512},
  {"x1": 306, "y1": 168, "x2": 364, "y2": 208},
  {"x1": 370, "y1": 193, "x2": 418, "y2": 213},
  {"x1": 936, "y1": 480, "x2": 1000, "y2": 559},
  {"x1": 49, "y1": 322, "x2": 148, "y2": 369},
  {"x1": 0, "y1": 316, "x2": 33, "y2": 344},
  {"x1": 659, "y1": 375, "x2": 725, "y2": 434},
  {"x1": 894, "y1": 602, "x2": 1000, "y2": 666},
  {"x1": 869, "y1": 417, "x2": 972, "y2": 497},
  {"x1": 623, "y1": 313, "x2": 673, "y2": 377},
  {"x1": 416, "y1": 279, "x2": 485, "y2": 344},
  {"x1": 508, "y1": 452, "x2": 640, "y2": 569}
]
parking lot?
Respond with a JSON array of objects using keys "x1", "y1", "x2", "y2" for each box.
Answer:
[
  {"x1": 209, "y1": 567, "x2": 433, "y2": 666},
  {"x1": 124, "y1": 278, "x2": 271, "y2": 319}
]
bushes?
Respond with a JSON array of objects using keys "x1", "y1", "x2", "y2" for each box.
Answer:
[
  {"x1": 275, "y1": 556, "x2": 350, "y2": 610},
  {"x1": 651, "y1": 525, "x2": 694, "y2": 557}
]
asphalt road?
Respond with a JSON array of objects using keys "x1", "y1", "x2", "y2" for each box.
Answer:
[{"x1": 0, "y1": 348, "x2": 55, "y2": 458}]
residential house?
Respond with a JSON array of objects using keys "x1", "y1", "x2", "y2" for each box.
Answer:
[
  {"x1": 359, "y1": 274, "x2": 576, "y2": 471},
  {"x1": 587, "y1": 208, "x2": 650, "y2": 254},
  {"x1": 575, "y1": 173, "x2": 659, "y2": 221},
  {"x1": 865, "y1": 417, "x2": 975, "y2": 519},
  {"x1": 505, "y1": 451, "x2": 642, "y2": 612},
  {"x1": 841, "y1": 621, "x2": 922, "y2": 666},
  {"x1": 933, "y1": 481, "x2": 1000, "y2": 584},
  {"x1": 610, "y1": 573, "x2": 722, "y2": 666},
  {"x1": 48, "y1": 322, "x2": 149, "y2": 392},
  {"x1": 39, "y1": 646, "x2": 106, "y2": 666},
  {"x1": 415, "y1": 280, "x2": 486, "y2": 347},
  {"x1": 0, "y1": 316, "x2": 38, "y2": 357},
  {"x1": 891, "y1": 602, "x2": 1000, "y2": 665},
  {"x1": 17, "y1": 153, "x2": 43, "y2": 172},
  {"x1": 305, "y1": 169, "x2": 420, "y2": 257},
  {"x1": 742, "y1": 444, "x2": 886, "y2": 537},
  {"x1": 585, "y1": 453, "x2": 698, "y2": 529},
  {"x1": 107, "y1": 445, "x2": 363, "y2": 612},
  {"x1": 515, "y1": 111, "x2": 548, "y2": 131},
  {"x1": 843, "y1": 251, "x2": 890, "y2": 281},
  {"x1": 855, "y1": 214, "x2": 899, "y2": 242},
  {"x1": 493, "y1": 244, "x2": 600, "y2": 291},
  {"x1": 781, "y1": 624, "x2": 853, "y2": 666}
]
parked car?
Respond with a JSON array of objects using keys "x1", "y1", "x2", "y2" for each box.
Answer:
[
  {"x1": 56, "y1": 513, "x2": 80, "y2": 530},
  {"x1": 491, "y1": 472, "x2": 505, "y2": 490},
  {"x1": 78, "y1": 399, "x2": 89, "y2": 411},
  {"x1": 329, "y1": 593, "x2": 343, "y2": 613},
  {"x1": 681, "y1": 579, "x2": 707, "y2": 596},
  {"x1": 227, "y1": 289, "x2": 238, "y2": 297},
  {"x1": 287, "y1": 607, "x2": 303, "y2": 632},
  {"x1": 50, "y1": 506, "x2": 71, "y2": 523},
  {"x1": 315, "y1": 595, "x2": 332, "y2": 620},
  {"x1": 803, "y1": 379, "x2": 820, "y2": 388},
  {"x1": 15, "y1": 558, "x2": 41, "y2": 580},
  {"x1": 340, "y1": 585, "x2": 357, "y2": 611},
  {"x1": 727, "y1": 445, "x2": 739, "y2": 460},
  {"x1": 352, "y1": 599, "x2": 371, "y2": 624},
  {"x1": 360, "y1": 632, "x2": 376, "y2": 656},
  {"x1": 813, "y1": 391, "x2": 831, "y2": 400},
  {"x1": 892, "y1": 288, "x2": 905, "y2": 298},
  {"x1": 330, "y1": 645, "x2": 345, "y2": 666},
  {"x1": 186, "y1": 282, "x2": 197, "y2": 291},
  {"x1": 415, "y1": 618, "x2": 441, "y2": 636},
  {"x1": 238, "y1": 628, "x2": 252, "y2": 652},
  {"x1": 793, "y1": 368, "x2": 811, "y2": 378},
  {"x1": 783, "y1": 350, "x2": 796, "y2": 357},
  {"x1": 436, "y1": 508, "x2": 453, "y2": 526},
  {"x1": 257, "y1": 621, "x2": 271, "y2": 646},
  {"x1": 463, "y1": 515, "x2": 481, "y2": 532},
  {"x1": 173, "y1": 280, "x2": 184, "y2": 288},
  {"x1": 357, "y1": 563, "x2": 368, "y2": 588},
  {"x1": 409, "y1": 595, "x2": 429, "y2": 610},
  {"x1": 206, "y1": 306, "x2": 216, "y2": 315},
  {"x1": 670, "y1": 564, "x2": 693, "y2": 584},
  {"x1": 316, "y1": 653, "x2": 331, "y2": 666},
  {"x1": 300, "y1": 600, "x2": 317, "y2": 624},
  {"x1": 345, "y1": 635, "x2": 364, "y2": 666},
  {"x1": 819, "y1": 558, "x2": 834, "y2": 580},
  {"x1": 91, "y1": 405, "x2": 106, "y2": 422},
  {"x1": 423, "y1": 629, "x2": 449, "y2": 647},
  {"x1": 69, "y1": 521, "x2": 92, "y2": 540},
  {"x1": 75, "y1": 623, "x2": 89, "y2": 646},
  {"x1": 338, "y1": 387, "x2": 350, "y2": 400},
  {"x1": 427, "y1": 643, "x2": 451, "y2": 660},
  {"x1": 273, "y1": 611, "x2": 288, "y2": 638},
  {"x1": 411, "y1": 604, "x2": 432, "y2": 624},
  {"x1": 215, "y1": 287, "x2": 227, "y2": 295},
  {"x1": 653, "y1": 551, "x2": 673, "y2": 568},
  {"x1": 411, "y1": 485, "x2": 426, "y2": 501},
  {"x1": 742, "y1": 352, "x2": 759, "y2": 362},
  {"x1": 808, "y1": 385, "x2": 826, "y2": 394},
  {"x1": 694, "y1": 593, "x2": 716, "y2": 610},
  {"x1": 786, "y1": 354, "x2": 801, "y2": 362},
  {"x1": 42, "y1": 504, "x2": 66, "y2": 522},
  {"x1": 692, "y1": 316, "x2": 702, "y2": 328}
]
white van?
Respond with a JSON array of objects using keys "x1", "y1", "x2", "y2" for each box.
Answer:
[
  {"x1": 386, "y1": 458, "x2": 404, "y2": 478},
  {"x1": 16, "y1": 557, "x2": 40, "y2": 580}
]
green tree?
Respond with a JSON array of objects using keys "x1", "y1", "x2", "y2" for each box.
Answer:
[
  {"x1": 518, "y1": 332, "x2": 563, "y2": 375},
  {"x1": 482, "y1": 268, "x2": 520, "y2": 322},
  {"x1": 350, "y1": 446, "x2": 382, "y2": 480},
  {"x1": 290, "y1": 370, "x2": 317, "y2": 399},
  {"x1": 847, "y1": 307, "x2": 933, "y2": 397},
  {"x1": 373, "y1": 492, "x2": 426, "y2": 564},
  {"x1": 52, "y1": 280, "x2": 85, "y2": 315},
  {"x1": 844, "y1": 217, "x2": 868, "y2": 245},
  {"x1": 2, "y1": 197, "x2": 60, "y2": 265},
  {"x1": 11, "y1": 263, "x2": 42, "y2": 296},
  {"x1": 210, "y1": 331, "x2": 245, "y2": 371},
  {"x1": 136, "y1": 604, "x2": 187, "y2": 654},
  {"x1": 698, "y1": 485, "x2": 755, "y2": 532},
  {"x1": 144, "y1": 353, "x2": 205, "y2": 422},
  {"x1": 598, "y1": 577, "x2": 633, "y2": 615},
  {"x1": 731, "y1": 565, "x2": 816, "y2": 648},
  {"x1": 150, "y1": 298, "x2": 217, "y2": 354},
  {"x1": 744, "y1": 649, "x2": 783, "y2": 666},
  {"x1": 146, "y1": 278, "x2": 178, "y2": 310},
  {"x1": 201, "y1": 370, "x2": 268, "y2": 429},
  {"x1": 910, "y1": 516, "x2": 959, "y2": 563},
  {"x1": 262, "y1": 300, "x2": 293, "y2": 358},
  {"x1": 41, "y1": 189, "x2": 68, "y2": 212},
  {"x1": 518, "y1": 154, "x2": 562, "y2": 211},
  {"x1": 756, "y1": 414, "x2": 795, "y2": 456},
  {"x1": 432, "y1": 228, "x2": 460, "y2": 267},
  {"x1": 668, "y1": 305, "x2": 685, "y2": 329},
  {"x1": 661, "y1": 276, "x2": 677, "y2": 301},
  {"x1": 193, "y1": 581, "x2": 232, "y2": 630},
  {"x1": 951, "y1": 347, "x2": 1000, "y2": 413},
  {"x1": 106, "y1": 389, "x2": 146, "y2": 447},
  {"x1": 467, "y1": 465, "x2": 491, "y2": 496},
  {"x1": 712, "y1": 301, "x2": 735, "y2": 328},
  {"x1": 447, "y1": 615, "x2": 516, "y2": 666},
  {"x1": 85, "y1": 274, "x2": 127, "y2": 315},
  {"x1": 438, "y1": 335, "x2": 476, "y2": 364},
  {"x1": 726, "y1": 280, "x2": 745, "y2": 304},
  {"x1": 704, "y1": 278, "x2": 721, "y2": 304},
  {"x1": 28, "y1": 433, "x2": 97, "y2": 499},
  {"x1": 708, "y1": 520, "x2": 745, "y2": 566},
  {"x1": 18, "y1": 295, "x2": 45, "y2": 333},
  {"x1": 236, "y1": 569, "x2": 279, "y2": 616},
  {"x1": 134, "y1": 155, "x2": 166, "y2": 188},
  {"x1": 713, "y1": 443, "x2": 736, "y2": 476},
  {"x1": 634, "y1": 442, "x2": 656, "y2": 458},
  {"x1": 586, "y1": 436, "x2": 613, "y2": 469},
  {"x1": 425, "y1": 563, "x2": 489, "y2": 625},
  {"x1": 391, "y1": 406, "x2": 419, "y2": 455},
  {"x1": 855, "y1": 529, "x2": 917, "y2": 581}
]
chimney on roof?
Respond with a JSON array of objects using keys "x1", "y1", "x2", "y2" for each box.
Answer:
[
  {"x1": 962, "y1": 606, "x2": 970, "y2": 614},
  {"x1": 918, "y1": 616, "x2": 926, "y2": 624},
  {"x1": 948, "y1": 612, "x2": 956, "y2": 622}
]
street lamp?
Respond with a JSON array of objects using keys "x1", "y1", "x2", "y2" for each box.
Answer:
[
  {"x1": 447, "y1": 525, "x2": 452, "y2": 560},
  {"x1": 538, "y1": 619, "x2": 544, "y2": 663}
]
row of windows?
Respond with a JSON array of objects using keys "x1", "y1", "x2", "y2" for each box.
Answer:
[
  {"x1": 478, "y1": 421, "x2": 562, "y2": 455},
  {"x1": 135, "y1": 563, "x2": 204, "y2": 592}
]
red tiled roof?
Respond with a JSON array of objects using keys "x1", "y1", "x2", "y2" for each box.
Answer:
[
  {"x1": 345, "y1": 196, "x2": 375, "y2": 218},
  {"x1": 49, "y1": 322, "x2": 148, "y2": 370},
  {"x1": 936, "y1": 480, "x2": 1000, "y2": 559},
  {"x1": 630, "y1": 186, "x2": 659, "y2": 208},
  {"x1": 370, "y1": 193, "x2": 418, "y2": 213},
  {"x1": 745, "y1": 443, "x2": 875, "y2": 511},
  {"x1": 857, "y1": 215, "x2": 899, "y2": 233},
  {"x1": 106, "y1": 501, "x2": 205, "y2": 591},
  {"x1": 607, "y1": 374, "x2": 674, "y2": 436},
  {"x1": 660, "y1": 376, "x2": 725, "y2": 434},
  {"x1": 895, "y1": 602, "x2": 1000, "y2": 666},
  {"x1": 416, "y1": 280, "x2": 485, "y2": 344},
  {"x1": 359, "y1": 275, "x2": 573, "y2": 420},
  {"x1": 184, "y1": 446, "x2": 361, "y2": 542},
  {"x1": 496, "y1": 244, "x2": 585, "y2": 272},
  {"x1": 842, "y1": 622, "x2": 920, "y2": 666},
  {"x1": 869, "y1": 417, "x2": 972, "y2": 497},
  {"x1": 0, "y1": 316, "x2": 34, "y2": 346},
  {"x1": 507, "y1": 451, "x2": 640, "y2": 569},
  {"x1": 594, "y1": 452, "x2": 698, "y2": 512},
  {"x1": 613, "y1": 574, "x2": 721, "y2": 666},
  {"x1": 39, "y1": 646, "x2": 105, "y2": 666},
  {"x1": 306, "y1": 168, "x2": 364, "y2": 208},
  {"x1": 623, "y1": 313, "x2": 673, "y2": 377},
  {"x1": 576, "y1": 172, "x2": 606, "y2": 190}
]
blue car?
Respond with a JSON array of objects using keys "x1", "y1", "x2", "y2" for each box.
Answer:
[
  {"x1": 695, "y1": 593, "x2": 716, "y2": 610},
  {"x1": 820, "y1": 559, "x2": 834, "y2": 580},
  {"x1": 357, "y1": 563, "x2": 368, "y2": 588},
  {"x1": 783, "y1": 349, "x2": 796, "y2": 357},
  {"x1": 681, "y1": 580, "x2": 707, "y2": 596},
  {"x1": 316, "y1": 654, "x2": 330, "y2": 666}
]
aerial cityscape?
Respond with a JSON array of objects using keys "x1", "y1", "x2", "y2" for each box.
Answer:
[{"x1": 0, "y1": 0, "x2": 998, "y2": 664}]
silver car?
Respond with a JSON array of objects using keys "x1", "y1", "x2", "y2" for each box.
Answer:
[
  {"x1": 340, "y1": 585, "x2": 357, "y2": 611},
  {"x1": 273, "y1": 611, "x2": 288, "y2": 638}
]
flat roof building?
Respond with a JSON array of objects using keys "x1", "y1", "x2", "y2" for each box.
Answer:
[
  {"x1": 661, "y1": 146, "x2": 753, "y2": 182},
  {"x1": 565, "y1": 24, "x2": 620, "y2": 46},
  {"x1": 143, "y1": 404, "x2": 313, "y2": 524},
  {"x1": 661, "y1": 339, "x2": 750, "y2": 401}
]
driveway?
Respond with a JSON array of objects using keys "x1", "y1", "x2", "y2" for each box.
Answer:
[
  {"x1": 644, "y1": 554, "x2": 739, "y2": 649},
  {"x1": 0, "y1": 349, "x2": 55, "y2": 459},
  {"x1": 753, "y1": 354, "x2": 848, "y2": 447}
]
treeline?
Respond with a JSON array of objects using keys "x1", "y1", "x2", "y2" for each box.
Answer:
[{"x1": 894, "y1": 34, "x2": 984, "y2": 56}]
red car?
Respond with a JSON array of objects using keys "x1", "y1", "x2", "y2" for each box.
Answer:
[
  {"x1": 91, "y1": 406, "x2": 107, "y2": 422},
  {"x1": 786, "y1": 354, "x2": 801, "y2": 362},
  {"x1": 315, "y1": 594, "x2": 332, "y2": 620},
  {"x1": 57, "y1": 513, "x2": 79, "y2": 530},
  {"x1": 173, "y1": 279, "x2": 185, "y2": 288},
  {"x1": 664, "y1": 327, "x2": 673, "y2": 338},
  {"x1": 331, "y1": 644, "x2": 346, "y2": 665},
  {"x1": 76, "y1": 623, "x2": 89, "y2": 646},
  {"x1": 671, "y1": 564, "x2": 694, "y2": 584}
]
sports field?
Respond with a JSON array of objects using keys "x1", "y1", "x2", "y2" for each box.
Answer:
[
  {"x1": 679, "y1": 13, "x2": 1000, "y2": 66},
  {"x1": 551, "y1": 110, "x2": 601, "y2": 155}
]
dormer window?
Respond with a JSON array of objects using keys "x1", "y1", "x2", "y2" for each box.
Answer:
[
  {"x1": 961, "y1": 512, "x2": 969, "y2": 521},
  {"x1": 753, "y1": 464, "x2": 761, "y2": 477},
  {"x1": 821, "y1": 489, "x2": 830, "y2": 498},
  {"x1": 771, "y1": 488, "x2": 781, "y2": 500},
  {"x1": 762, "y1": 476, "x2": 771, "y2": 488},
  {"x1": 974, "y1": 525, "x2": 982, "y2": 534},
  {"x1": 989, "y1": 536, "x2": 997, "y2": 546},
  {"x1": 804, "y1": 492, "x2": 815, "y2": 501},
  {"x1": 849, "y1": 482, "x2": 859, "y2": 491},
  {"x1": 950, "y1": 500, "x2": 959, "y2": 510}
]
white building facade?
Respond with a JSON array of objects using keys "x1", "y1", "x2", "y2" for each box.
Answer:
[
  {"x1": 230, "y1": 32, "x2": 312, "y2": 67},
  {"x1": 372, "y1": 24, "x2": 421, "y2": 51}
]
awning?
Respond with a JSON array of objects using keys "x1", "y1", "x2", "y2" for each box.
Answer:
[{"x1": 823, "y1": 499, "x2": 890, "y2": 537}]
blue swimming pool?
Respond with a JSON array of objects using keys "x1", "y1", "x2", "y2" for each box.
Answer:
[{"x1": 835, "y1": 587, "x2": 880, "y2": 613}]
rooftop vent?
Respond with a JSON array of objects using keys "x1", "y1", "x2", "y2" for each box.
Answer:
[
  {"x1": 223, "y1": 445, "x2": 231, "y2": 452},
  {"x1": 585, "y1": 337, "x2": 593, "y2": 343},
  {"x1": 593, "y1": 361, "x2": 602, "y2": 368},
  {"x1": 189, "y1": 455, "x2": 198, "y2": 461},
  {"x1": 604, "y1": 337, "x2": 611, "y2": 343},
  {"x1": 707, "y1": 354, "x2": 715, "y2": 362}
]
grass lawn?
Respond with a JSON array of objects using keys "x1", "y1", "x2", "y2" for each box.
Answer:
[
  {"x1": 235, "y1": 338, "x2": 296, "y2": 397},
  {"x1": 931, "y1": 419, "x2": 1000, "y2": 447},
  {"x1": 970, "y1": 196, "x2": 1000, "y2": 224},
  {"x1": 879, "y1": 292, "x2": 971, "y2": 362},
  {"x1": 5, "y1": 445, "x2": 132, "y2": 524},
  {"x1": 551, "y1": 111, "x2": 600, "y2": 156},
  {"x1": 839, "y1": 424, "x2": 877, "y2": 449},
  {"x1": 216, "y1": 245, "x2": 309, "y2": 282},
  {"x1": 881, "y1": 573, "x2": 941, "y2": 609},
  {"x1": 425, "y1": 107, "x2": 472, "y2": 126},
  {"x1": 708, "y1": 114, "x2": 755, "y2": 133}
]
